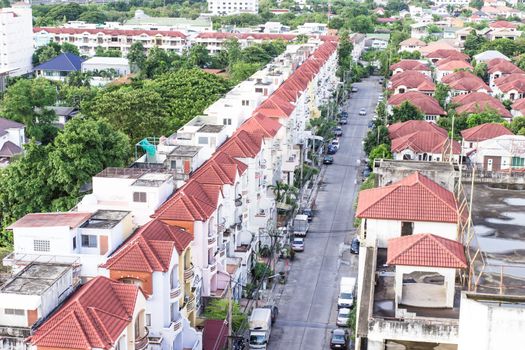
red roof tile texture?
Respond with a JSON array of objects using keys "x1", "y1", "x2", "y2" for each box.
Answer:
[
  {"x1": 387, "y1": 234, "x2": 467, "y2": 268},
  {"x1": 487, "y1": 58, "x2": 523, "y2": 74},
  {"x1": 425, "y1": 49, "x2": 469, "y2": 61},
  {"x1": 388, "y1": 120, "x2": 448, "y2": 139},
  {"x1": 452, "y1": 92, "x2": 512, "y2": 118},
  {"x1": 460, "y1": 123, "x2": 513, "y2": 141},
  {"x1": 356, "y1": 172, "x2": 459, "y2": 223},
  {"x1": 29, "y1": 276, "x2": 142, "y2": 350},
  {"x1": 8, "y1": 212, "x2": 92, "y2": 229},
  {"x1": 489, "y1": 20, "x2": 518, "y2": 29},
  {"x1": 494, "y1": 73, "x2": 525, "y2": 93},
  {"x1": 388, "y1": 91, "x2": 446, "y2": 116},
  {"x1": 391, "y1": 131, "x2": 461, "y2": 155},
  {"x1": 390, "y1": 60, "x2": 430, "y2": 72},
  {"x1": 436, "y1": 59, "x2": 472, "y2": 71},
  {"x1": 389, "y1": 71, "x2": 436, "y2": 92},
  {"x1": 442, "y1": 70, "x2": 491, "y2": 92}
]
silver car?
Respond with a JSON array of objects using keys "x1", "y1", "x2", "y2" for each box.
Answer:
[
  {"x1": 359, "y1": 108, "x2": 366, "y2": 115},
  {"x1": 291, "y1": 237, "x2": 304, "y2": 252}
]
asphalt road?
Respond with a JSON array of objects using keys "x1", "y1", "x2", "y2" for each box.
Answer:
[{"x1": 268, "y1": 76, "x2": 381, "y2": 350}]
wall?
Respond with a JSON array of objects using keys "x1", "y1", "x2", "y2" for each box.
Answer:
[
  {"x1": 13, "y1": 226, "x2": 75, "y2": 256},
  {"x1": 368, "y1": 317, "x2": 459, "y2": 344},
  {"x1": 0, "y1": 5, "x2": 33, "y2": 77}
]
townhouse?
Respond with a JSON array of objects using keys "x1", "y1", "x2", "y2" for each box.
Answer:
[
  {"x1": 193, "y1": 32, "x2": 297, "y2": 55},
  {"x1": 34, "y1": 27, "x2": 189, "y2": 57},
  {"x1": 451, "y1": 92, "x2": 512, "y2": 121},
  {"x1": 460, "y1": 122, "x2": 513, "y2": 155},
  {"x1": 387, "y1": 91, "x2": 446, "y2": 122}
]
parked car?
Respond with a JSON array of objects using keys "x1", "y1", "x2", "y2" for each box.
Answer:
[
  {"x1": 330, "y1": 329, "x2": 350, "y2": 349},
  {"x1": 262, "y1": 304, "x2": 279, "y2": 325},
  {"x1": 291, "y1": 237, "x2": 305, "y2": 251},
  {"x1": 362, "y1": 168, "x2": 371, "y2": 178},
  {"x1": 336, "y1": 308, "x2": 351, "y2": 327},
  {"x1": 323, "y1": 155, "x2": 334, "y2": 165},
  {"x1": 359, "y1": 108, "x2": 366, "y2": 116},
  {"x1": 350, "y1": 237, "x2": 359, "y2": 254},
  {"x1": 340, "y1": 117, "x2": 348, "y2": 125},
  {"x1": 332, "y1": 139, "x2": 340, "y2": 148},
  {"x1": 351, "y1": 87, "x2": 358, "y2": 93},
  {"x1": 334, "y1": 126, "x2": 343, "y2": 137},
  {"x1": 302, "y1": 208, "x2": 313, "y2": 222},
  {"x1": 367, "y1": 121, "x2": 374, "y2": 128},
  {"x1": 327, "y1": 145, "x2": 337, "y2": 155},
  {"x1": 378, "y1": 94, "x2": 383, "y2": 101},
  {"x1": 340, "y1": 111, "x2": 348, "y2": 118}
]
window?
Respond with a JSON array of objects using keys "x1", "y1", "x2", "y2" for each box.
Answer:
[
  {"x1": 242, "y1": 99, "x2": 249, "y2": 106},
  {"x1": 34, "y1": 240, "x2": 50, "y2": 252},
  {"x1": 146, "y1": 314, "x2": 152, "y2": 327},
  {"x1": 73, "y1": 237, "x2": 77, "y2": 250},
  {"x1": 401, "y1": 222, "x2": 414, "y2": 236},
  {"x1": 133, "y1": 192, "x2": 147, "y2": 202},
  {"x1": 223, "y1": 118, "x2": 232, "y2": 125},
  {"x1": 81, "y1": 235, "x2": 97, "y2": 248},
  {"x1": 512, "y1": 157, "x2": 525, "y2": 168},
  {"x1": 170, "y1": 160, "x2": 177, "y2": 170},
  {"x1": 5, "y1": 309, "x2": 24, "y2": 316},
  {"x1": 198, "y1": 136, "x2": 208, "y2": 145},
  {"x1": 469, "y1": 142, "x2": 473, "y2": 148}
]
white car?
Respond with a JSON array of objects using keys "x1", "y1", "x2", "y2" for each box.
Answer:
[
  {"x1": 291, "y1": 237, "x2": 304, "y2": 252},
  {"x1": 378, "y1": 94, "x2": 383, "y2": 101},
  {"x1": 331, "y1": 139, "x2": 340, "y2": 150},
  {"x1": 336, "y1": 308, "x2": 351, "y2": 327},
  {"x1": 359, "y1": 108, "x2": 367, "y2": 116}
]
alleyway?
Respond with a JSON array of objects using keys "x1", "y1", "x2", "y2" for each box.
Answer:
[{"x1": 267, "y1": 76, "x2": 381, "y2": 350}]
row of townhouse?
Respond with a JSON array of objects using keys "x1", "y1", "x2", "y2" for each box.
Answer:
[{"x1": 0, "y1": 38, "x2": 339, "y2": 350}]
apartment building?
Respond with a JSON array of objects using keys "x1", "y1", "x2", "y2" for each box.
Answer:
[
  {"x1": 0, "y1": 3, "x2": 33, "y2": 78},
  {"x1": 33, "y1": 27, "x2": 188, "y2": 57},
  {"x1": 207, "y1": 0, "x2": 259, "y2": 16}
]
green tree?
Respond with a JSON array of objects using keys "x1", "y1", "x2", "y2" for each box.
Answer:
[
  {"x1": 466, "y1": 111, "x2": 504, "y2": 128},
  {"x1": 224, "y1": 38, "x2": 242, "y2": 68},
  {"x1": 369, "y1": 143, "x2": 392, "y2": 167},
  {"x1": 391, "y1": 101, "x2": 424, "y2": 123},
  {"x1": 142, "y1": 46, "x2": 173, "y2": 79},
  {"x1": 463, "y1": 32, "x2": 488, "y2": 57},
  {"x1": 33, "y1": 42, "x2": 61, "y2": 65},
  {"x1": 48, "y1": 118, "x2": 130, "y2": 197},
  {"x1": 364, "y1": 125, "x2": 390, "y2": 155},
  {"x1": 509, "y1": 116, "x2": 525, "y2": 135},
  {"x1": 480, "y1": 38, "x2": 520, "y2": 58},
  {"x1": 88, "y1": 87, "x2": 170, "y2": 143},
  {"x1": 60, "y1": 42, "x2": 80, "y2": 56},
  {"x1": 77, "y1": 9, "x2": 107, "y2": 23},
  {"x1": 127, "y1": 42, "x2": 147, "y2": 72},
  {"x1": 203, "y1": 299, "x2": 247, "y2": 333},
  {"x1": 229, "y1": 62, "x2": 261, "y2": 84},
  {"x1": 434, "y1": 83, "x2": 451, "y2": 108},
  {"x1": 470, "y1": 0, "x2": 483, "y2": 9},
  {"x1": 95, "y1": 47, "x2": 122, "y2": 57},
  {"x1": 473, "y1": 61, "x2": 488, "y2": 82},
  {"x1": 349, "y1": 15, "x2": 375, "y2": 33},
  {"x1": 185, "y1": 44, "x2": 211, "y2": 68},
  {"x1": 241, "y1": 45, "x2": 271, "y2": 65}
]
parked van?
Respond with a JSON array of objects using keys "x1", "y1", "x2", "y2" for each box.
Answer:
[
  {"x1": 337, "y1": 277, "x2": 356, "y2": 309},
  {"x1": 293, "y1": 214, "x2": 309, "y2": 236}
]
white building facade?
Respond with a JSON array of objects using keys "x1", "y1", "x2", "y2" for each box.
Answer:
[{"x1": 0, "y1": 3, "x2": 33, "y2": 78}]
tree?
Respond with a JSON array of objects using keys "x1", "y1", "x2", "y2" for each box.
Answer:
[
  {"x1": 364, "y1": 125, "x2": 390, "y2": 155},
  {"x1": 48, "y1": 118, "x2": 130, "y2": 197},
  {"x1": 95, "y1": 47, "x2": 121, "y2": 57},
  {"x1": 369, "y1": 143, "x2": 392, "y2": 167},
  {"x1": 127, "y1": 42, "x2": 147, "y2": 72},
  {"x1": 466, "y1": 111, "x2": 504, "y2": 128},
  {"x1": 463, "y1": 32, "x2": 488, "y2": 57},
  {"x1": 77, "y1": 10, "x2": 107, "y2": 24},
  {"x1": 241, "y1": 45, "x2": 271, "y2": 65},
  {"x1": 470, "y1": 0, "x2": 483, "y2": 9},
  {"x1": 434, "y1": 83, "x2": 451, "y2": 108},
  {"x1": 141, "y1": 46, "x2": 173, "y2": 79},
  {"x1": 60, "y1": 42, "x2": 80, "y2": 56},
  {"x1": 33, "y1": 42, "x2": 61, "y2": 65},
  {"x1": 89, "y1": 87, "x2": 170, "y2": 143},
  {"x1": 203, "y1": 299, "x2": 247, "y2": 333},
  {"x1": 349, "y1": 15, "x2": 375, "y2": 33},
  {"x1": 185, "y1": 44, "x2": 211, "y2": 68},
  {"x1": 480, "y1": 38, "x2": 520, "y2": 58},
  {"x1": 224, "y1": 38, "x2": 242, "y2": 68},
  {"x1": 229, "y1": 62, "x2": 261, "y2": 84},
  {"x1": 473, "y1": 61, "x2": 488, "y2": 82},
  {"x1": 391, "y1": 101, "x2": 424, "y2": 123},
  {"x1": 509, "y1": 116, "x2": 525, "y2": 135}
]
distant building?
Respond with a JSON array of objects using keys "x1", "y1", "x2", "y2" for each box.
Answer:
[
  {"x1": 471, "y1": 135, "x2": 525, "y2": 171},
  {"x1": 207, "y1": 0, "x2": 258, "y2": 16},
  {"x1": 0, "y1": 118, "x2": 26, "y2": 167},
  {"x1": 81, "y1": 56, "x2": 131, "y2": 86},
  {"x1": 33, "y1": 52, "x2": 84, "y2": 82},
  {"x1": 123, "y1": 10, "x2": 213, "y2": 33}
]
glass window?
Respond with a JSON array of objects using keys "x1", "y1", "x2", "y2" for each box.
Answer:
[
  {"x1": 81, "y1": 235, "x2": 97, "y2": 248},
  {"x1": 198, "y1": 136, "x2": 208, "y2": 145},
  {"x1": 133, "y1": 192, "x2": 147, "y2": 202},
  {"x1": 73, "y1": 236, "x2": 76, "y2": 250},
  {"x1": 146, "y1": 314, "x2": 151, "y2": 327},
  {"x1": 34, "y1": 240, "x2": 50, "y2": 252},
  {"x1": 512, "y1": 157, "x2": 525, "y2": 168},
  {"x1": 5, "y1": 309, "x2": 24, "y2": 316}
]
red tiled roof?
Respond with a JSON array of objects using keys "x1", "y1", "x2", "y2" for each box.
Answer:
[
  {"x1": 487, "y1": 58, "x2": 523, "y2": 74},
  {"x1": 425, "y1": 49, "x2": 469, "y2": 61},
  {"x1": 239, "y1": 113, "x2": 282, "y2": 138},
  {"x1": 356, "y1": 172, "x2": 459, "y2": 223},
  {"x1": 442, "y1": 70, "x2": 491, "y2": 92},
  {"x1": 494, "y1": 73, "x2": 525, "y2": 93},
  {"x1": 8, "y1": 212, "x2": 92, "y2": 229},
  {"x1": 460, "y1": 123, "x2": 513, "y2": 141},
  {"x1": 389, "y1": 71, "x2": 436, "y2": 91},
  {"x1": 34, "y1": 26, "x2": 186, "y2": 39},
  {"x1": 196, "y1": 32, "x2": 296, "y2": 41},
  {"x1": 452, "y1": 91, "x2": 494, "y2": 105},
  {"x1": 512, "y1": 97, "x2": 525, "y2": 113},
  {"x1": 29, "y1": 276, "x2": 142, "y2": 350},
  {"x1": 399, "y1": 38, "x2": 427, "y2": 47},
  {"x1": 436, "y1": 59, "x2": 472, "y2": 71},
  {"x1": 102, "y1": 219, "x2": 192, "y2": 273},
  {"x1": 388, "y1": 120, "x2": 448, "y2": 139},
  {"x1": 456, "y1": 100, "x2": 512, "y2": 118},
  {"x1": 390, "y1": 60, "x2": 430, "y2": 72},
  {"x1": 387, "y1": 234, "x2": 467, "y2": 268},
  {"x1": 388, "y1": 92, "x2": 446, "y2": 116},
  {"x1": 489, "y1": 20, "x2": 518, "y2": 29},
  {"x1": 391, "y1": 131, "x2": 461, "y2": 155}
]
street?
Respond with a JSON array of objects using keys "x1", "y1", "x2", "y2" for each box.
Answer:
[{"x1": 268, "y1": 76, "x2": 381, "y2": 350}]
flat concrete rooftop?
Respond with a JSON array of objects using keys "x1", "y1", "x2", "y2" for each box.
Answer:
[
  {"x1": 0, "y1": 263, "x2": 71, "y2": 296},
  {"x1": 81, "y1": 210, "x2": 129, "y2": 229}
]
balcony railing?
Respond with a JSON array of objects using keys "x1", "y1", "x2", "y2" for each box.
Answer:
[
  {"x1": 208, "y1": 236, "x2": 216, "y2": 245},
  {"x1": 187, "y1": 295, "x2": 196, "y2": 312},
  {"x1": 134, "y1": 327, "x2": 149, "y2": 350},
  {"x1": 171, "y1": 317, "x2": 183, "y2": 333},
  {"x1": 170, "y1": 286, "x2": 181, "y2": 299},
  {"x1": 184, "y1": 265, "x2": 194, "y2": 281}
]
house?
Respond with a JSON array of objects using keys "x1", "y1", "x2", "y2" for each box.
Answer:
[
  {"x1": 33, "y1": 52, "x2": 84, "y2": 82},
  {"x1": 460, "y1": 122, "x2": 513, "y2": 155},
  {"x1": 373, "y1": 7, "x2": 385, "y2": 16},
  {"x1": 455, "y1": 27, "x2": 474, "y2": 47},
  {"x1": 364, "y1": 33, "x2": 390, "y2": 51},
  {"x1": 388, "y1": 70, "x2": 436, "y2": 95},
  {"x1": 81, "y1": 57, "x2": 131, "y2": 86},
  {"x1": 483, "y1": 26, "x2": 523, "y2": 41},
  {"x1": 480, "y1": 5, "x2": 522, "y2": 19},
  {"x1": 35, "y1": 106, "x2": 79, "y2": 126},
  {"x1": 420, "y1": 39, "x2": 458, "y2": 56},
  {"x1": 424, "y1": 49, "x2": 469, "y2": 64},
  {"x1": 389, "y1": 60, "x2": 431, "y2": 77},
  {"x1": 356, "y1": 171, "x2": 461, "y2": 248},
  {"x1": 486, "y1": 58, "x2": 524, "y2": 88},
  {"x1": 28, "y1": 276, "x2": 148, "y2": 350},
  {"x1": 470, "y1": 135, "x2": 525, "y2": 171},
  {"x1": 435, "y1": 59, "x2": 473, "y2": 82},
  {"x1": 492, "y1": 73, "x2": 525, "y2": 101},
  {"x1": 511, "y1": 97, "x2": 525, "y2": 117},
  {"x1": 470, "y1": 10, "x2": 490, "y2": 22},
  {"x1": 473, "y1": 50, "x2": 510, "y2": 63},
  {"x1": 489, "y1": 20, "x2": 518, "y2": 30},
  {"x1": 0, "y1": 262, "x2": 76, "y2": 350},
  {"x1": 390, "y1": 130, "x2": 461, "y2": 162},
  {"x1": 0, "y1": 117, "x2": 25, "y2": 166},
  {"x1": 102, "y1": 219, "x2": 201, "y2": 350},
  {"x1": 388, "y1": 120, "x2": 448, "y2": 140},
  {"x1": 398, "y1": 38, "x2": 427, "y2": 53},
  {"x1": 410, "y1": 22, "x2": 430, "y2": 40},
  {"x1": 451, "y1": 92, "x2": 512, "y2": 121},
  {"x1": 442, "y1": 70, "x2": 491, "y2": 96},
  {"x1": 387, "y1": 91, "x2": 446, "y2": 122}
]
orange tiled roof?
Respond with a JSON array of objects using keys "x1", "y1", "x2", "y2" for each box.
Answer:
[
  {"x1": 388, "y1": 120, "x2": 448, "y2": 139},
  {"x1": 442, "y1": 70, "x2": 491, "y2": 92},
  {"x1": 460, "y1": 123, "x2": 513, "y2": 141},
  {"x1": 391, "y1": 131, "x2": 461, "y2": 155},
  {"x1": 388, "y1": 91, "x2": 445, "y2": 116},
  {"x1": 389, "y1": 71, "x2": 436, "y2": 91},
  {"x1": 390, "y1": 59, "x2": 430, "y2": 72},
  {"x1": 387, "y1": 234, "x2": 467, "y2": 268},
  {"x1": 487, "y1": 58, "x2": 523, "y2": 74}
]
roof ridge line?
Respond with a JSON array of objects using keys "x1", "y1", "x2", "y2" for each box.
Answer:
[{"x1": 430, "y1": 234, "x2": 466, "y2": 267}]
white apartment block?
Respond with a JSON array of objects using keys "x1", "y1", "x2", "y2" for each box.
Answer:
[
  {"x1": 33, "y1": 27, "x2": 188, "y2": 57},
  {"x1": 0, "y1": 3, "x2": 33, "y2": 78},
  {"x1": 432, "y1": 0, "x2": 469, "y2": 6},
  {"x1": 207, "y1": 0, "x2": 259, "y2": 16}
]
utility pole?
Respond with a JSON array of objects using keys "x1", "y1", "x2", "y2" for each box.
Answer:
[{"x1": 227, "y1": 277, "x2": 233, "y2": 350}]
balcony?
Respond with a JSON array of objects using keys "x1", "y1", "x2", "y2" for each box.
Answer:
[
  {"x1": 170, "y1": 317, "x2": 183, "y2": 333},
  {"x1": 208, "y1": 236, "x2": 217, "y2": 245},
  {"x1": 187, "y1": 295, "x2": 196, "y2": 312},
  {"x1": 170, "y1": 285, "x2": 182, "y2": 299},
  {"x1": 134, "y1": 327, "x2": 149, "y2": 350},
  {"x1": 184, "y1": 265, "x2": 194, "y2": 281}
]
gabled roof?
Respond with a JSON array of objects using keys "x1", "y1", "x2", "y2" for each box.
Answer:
[
  {"x1": 0, "y1": 141, "x2": 22, "y2": 157},
  {"x1": 34, "y1": 26, "x2": 187, "y2": 39},
  {"x1": 387, "y1": 234, "x2": 467, "y2": 268},
  {"x1": 8, "y1": 212, "x2": 92, "y2": 229},
  {"x1": 239, "y1": 113, "x2": 282, "y2": 138},
  {"x1": 489, "y1": 20, "x2": 518, "y2": 29},
  {"x1": 356, "y1": 172, "x2": 459, "y2": 223},
  {"x1": 425, "y1": 49, "x2": 469, "y2": 61},
  {"x1": 390, "y1": 60, "x2": 430, "y2": 72},
  {"x1": 0, "y1": 117, "x2": 24, "y2": 131},
  {"x1": 512, "y1": 97, "x2": 525, "y2": 113},
  {"x1": 487, "y1": 58, "x2": 523, "y2": 75},
  {"x1": 456, "y1": 100, "x2": 512, "y2": 118},
  {"x1": 436, "y1": 59, "x2": 472, "y2": 71},
  {"x1": 389, "y1": 70, "x2": 436, "y2": 91},
  {"x1": 473, "y1": 50, "x2": 510, "y2": 62},
  {"x1": 388, "y1": 120, "x2": 448, "y2": 139},
  {"x1": 442, "y1": 70, "x2": 491, "y2": 92},
  {"x1": 33, "y1": 52, "x2": 84, "y2": 72},
  {"x1": 399, "y1": 38, "x2": 427, "y2": 47},
  {"x1": 391, "y1": 131, "x2": 461, "y2": 155},
  {"x1": 388, "y1": 92, "x2": 446, "y2": 116},
  {"x1": 102, "y1": 219, "x2": 192, "y2": 273},
  {"x1": 494, "y1": 73, "x2": 525, "y2": 93},
  {"x1": 461, "y1": 123, "x2": 513, "y2": 141},
  {"x1": 29, "y1": 276, "x2": 142, "y2": 350}
]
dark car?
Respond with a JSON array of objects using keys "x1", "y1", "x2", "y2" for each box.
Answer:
[
  {"x1": 323, "y1": 155, "x2": 334, "y2": 164},
  {"x1": 350, "y1": 237, "x2": 359, "y2": 254},
  {"x1": 327, "y1": 145, "x2": 338, "y2": 155},
  {"x1": 341, "y1": 111, "x2": 348, "y2": 118},
  {"x1": 262, "y1": 304, "x2": 279, "y2": 324},
  {"x1": 330, "y1": 328, "x2": 349, "y2": 349},
  {"x1": 368, "y1": 120, "x2": 374, "y2": 128},
  {"x1": 362, "y1": 168, "x2": 371, "y2": 178},
  {"x1": 302, "y1": 208, "x2": 313, "y2": 222},
  {"x1": 340, "y1": 117, "x2": 348, "y2": 125},
  {"x1": 334, "y1": 127, "x2": 343, "y2": 137}
]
